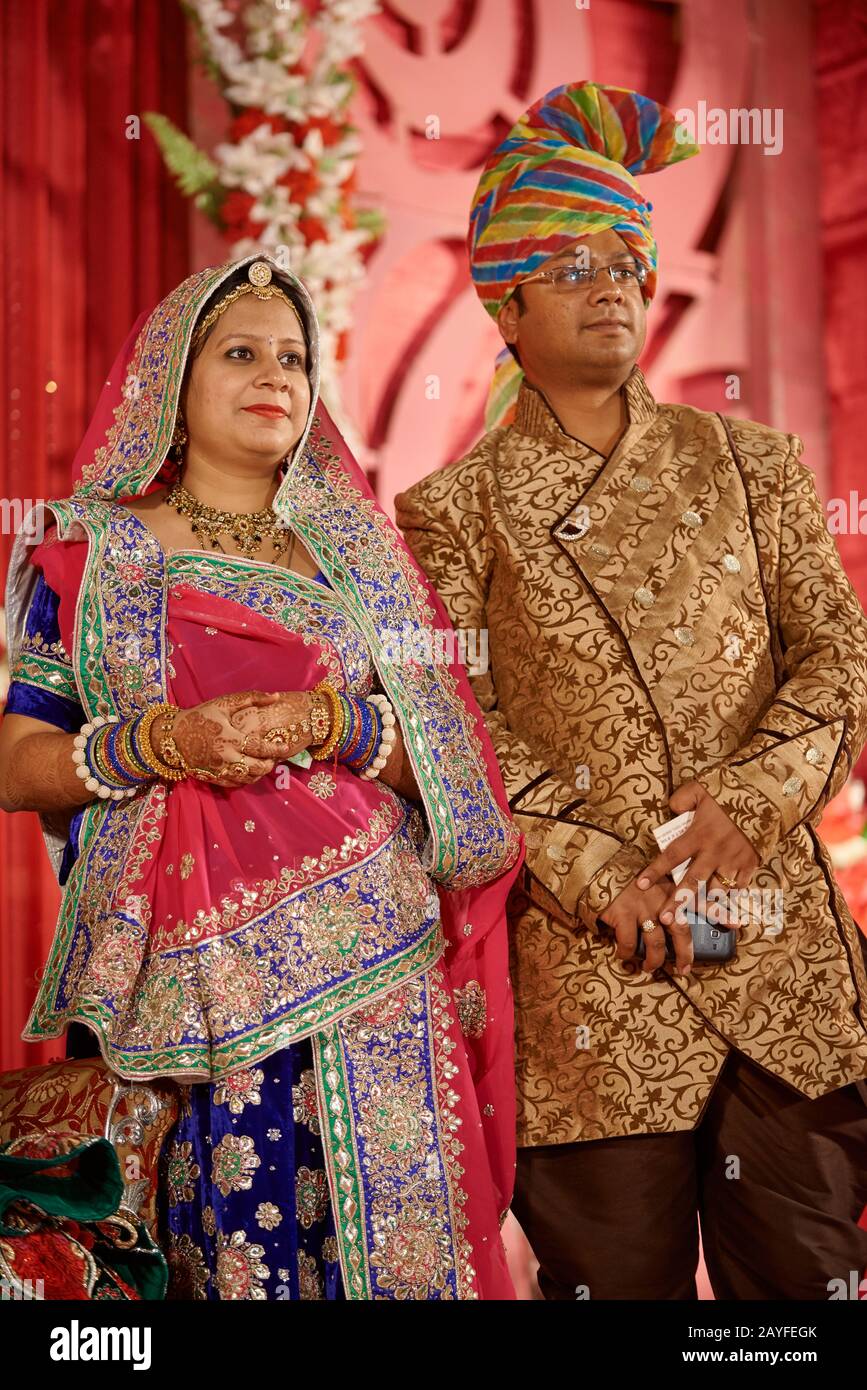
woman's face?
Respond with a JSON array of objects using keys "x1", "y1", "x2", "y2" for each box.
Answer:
[{"x1": 181, "y1": 292, "x2": 312, "y2": 470}]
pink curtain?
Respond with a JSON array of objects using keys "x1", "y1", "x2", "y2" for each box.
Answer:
[
  {"x1": 816, "y1": 0, "x2": 867, "y2": 608},
  {"x1": 0, "y1": 0, "x2": 190, "y2": 1068}
]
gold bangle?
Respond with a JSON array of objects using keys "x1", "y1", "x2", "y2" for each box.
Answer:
[
  {"x1": 157, "y1": 704, "x2": 191, "y2": 778},
  {"x1": 309, "y1": 692, "x2": 331, "y2": 745},
  {"x1": 139, "y1": 703, "x2": 186, "y2": 782},
  {"x1": 309, "y1": 682, "x2": 344, "y2": 760}
]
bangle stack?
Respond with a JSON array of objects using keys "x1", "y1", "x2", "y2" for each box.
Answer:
[
  {"x1": 360, "y1": 693, "x2": 397, "y2": 780},
  {"x1": 308, "y1": 683, "x2": 397, "y2": 780},
  {"x1": 71, "y1": 703, "x2": 186, "y2": 800}
]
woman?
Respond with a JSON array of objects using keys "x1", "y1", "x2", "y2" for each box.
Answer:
[{"x1": 0, "y1": 254, "x2": 523, "y2": 1300}]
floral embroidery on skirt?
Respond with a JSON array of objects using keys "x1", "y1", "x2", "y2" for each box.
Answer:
[{"x1": 157, "y1": 1037, "x2": 344, "y2": 1300}]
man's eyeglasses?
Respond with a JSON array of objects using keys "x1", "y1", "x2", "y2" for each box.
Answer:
[{"x1": 518, "y1": 260, "x2": 648, "y2": 294}]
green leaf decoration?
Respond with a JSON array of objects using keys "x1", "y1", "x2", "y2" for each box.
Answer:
[
  {"x1": 142, "y1": 112, "x2": 219, "y2": 198},
  {"x1": 354, "y1": 207, "x2": 387, "y2": 238}
]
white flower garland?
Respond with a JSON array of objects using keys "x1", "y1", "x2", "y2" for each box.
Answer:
[{"x1": 186, "y1": 0, "x2": 381, "y2": 405}]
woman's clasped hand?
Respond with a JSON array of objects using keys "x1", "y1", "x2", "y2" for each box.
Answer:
[{"x1": 156, "y1": 689, "x2": 318, "y2": 788}]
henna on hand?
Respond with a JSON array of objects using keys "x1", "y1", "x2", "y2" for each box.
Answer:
[
  {"x1": 174, "y1": 709, "x2": 225, "y2": 768},
  {"x1": 0, "y1": 730, "x2": 97, "y2": 814},
  {"x1": 171, "y1": 691, "x2": 283, "y2": 786},
  {"x1": 228, "y1": 692, "x2": 315, "y2": 762}
]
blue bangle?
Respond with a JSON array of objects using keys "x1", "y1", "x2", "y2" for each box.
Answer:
[
  {"x1": 87, "y1": 724, "x2": 129, "y2": 790},
  {"x1": 362, "y1": 701, "x2": 384, "y2": 772},
  {"x1": 127, "y1": 710, "x2": 152, "y2": 775},
  {"x1": 103, "y1": 720, "x2": 139, "y2": 787},
  {"x1": 347, "y1": 699, "x2": 382, "y2": 772},
  {"x1": 343, "y1": 697, "x2": 373, "y2": 768}
]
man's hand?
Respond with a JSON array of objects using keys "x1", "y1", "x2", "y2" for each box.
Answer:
[
  {"x1": 636, "y1": 780, "x2": 759, "y2": 927},
  {"x1": 599, "y1": 878, "x2": 694, "y2": 977}
]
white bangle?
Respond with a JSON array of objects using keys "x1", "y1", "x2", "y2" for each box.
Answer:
[
  {"x1": 71, "y1": 714, "x2": 137, "y2": 801},
  {"x1": 359, "y1": 693, "x2": 397, "y2": 780}
]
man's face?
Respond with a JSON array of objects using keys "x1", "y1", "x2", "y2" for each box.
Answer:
[{"x1": 496, "y1": 229, "x2": 648, "y2": 387}]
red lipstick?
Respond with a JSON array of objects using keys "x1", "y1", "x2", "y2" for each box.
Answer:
[{"x1": 243, "y1": 405, "x2": 288, "y2": 418}]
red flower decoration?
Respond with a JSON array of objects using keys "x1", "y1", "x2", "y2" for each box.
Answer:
[
  {"x1": 228, "y1": 109, "x2": 289, "y2": 142},
  {"x1": 288, "y1": 115, "x2": 344, "y2": 147},
  {"x1": 297, "y1": 215, "x2": 328, "y2": 245},
  {"x1": 219, "y1": 189, "x2": 265, "y2": 241},
  {"x1": 277, "y1": 167, "x2": 321, "y2": 204}
]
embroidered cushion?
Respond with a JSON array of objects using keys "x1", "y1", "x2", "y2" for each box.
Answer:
[{"x1": 0, "y1": 1056, "x2": 179, "y2": 1239}]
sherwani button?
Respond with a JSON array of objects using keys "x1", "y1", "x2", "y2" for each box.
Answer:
[
  {"x1": 783, "y1": 776, "x2": 803, "y2": 796},
  {"x1": 674, "y1": 626, "x2": 695, "y2": 645},
  {"x1": 805, "y1": 746, "x2": 823, "y2": 766},
  {"x1": 682, "y1": 511, "x2": 703, "y2": 527},
  {"x1": 631, "y1": 477, "x2": 652, "y2": 493},
  {"x1": 635, "y1": 587, "x2": 655, "y2": 607},
  {"x1": 588, "y1": 542, "x2": 610, "y2": 559},
  {"x1": 724, "y1": 554, "x2": 741, "y2": 573}
]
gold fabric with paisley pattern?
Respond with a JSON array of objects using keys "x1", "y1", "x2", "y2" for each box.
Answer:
[{"x1": 397, "y1": 365, "x2": 867, "y2": 1146}]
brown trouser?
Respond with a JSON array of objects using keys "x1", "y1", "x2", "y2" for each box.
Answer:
[{"x1": 513, "y1": 1047, "x2": 867, "y2": 1300}]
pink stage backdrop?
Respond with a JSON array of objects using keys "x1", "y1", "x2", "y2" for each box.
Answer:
[{"x1": 344, "y1": 0, "x2": 831, "y2": 512}]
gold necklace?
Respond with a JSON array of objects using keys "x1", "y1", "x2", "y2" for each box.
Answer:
[{"x1": 165, "y1": 479, "x2": 293, "y2": 563}]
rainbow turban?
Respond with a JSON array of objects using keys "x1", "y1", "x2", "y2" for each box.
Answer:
[{"x1": 468, "y1": 80, "x2": 699, "y2": 427}]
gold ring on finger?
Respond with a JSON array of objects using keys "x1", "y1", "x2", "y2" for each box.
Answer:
[
  {"x1": 714, "y1": 872, "x2": 738, "y2": 889},
  {"x1": 263, "y1": 726, "x2": 293, "y2": 747},
  {"x1": 640, "y1": 918, "x2": 659, "y2": 935}
]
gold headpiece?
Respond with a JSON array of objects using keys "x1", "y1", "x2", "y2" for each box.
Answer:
[{"x1": 190, "y1": 260, "x2": 305, "y2": 352}]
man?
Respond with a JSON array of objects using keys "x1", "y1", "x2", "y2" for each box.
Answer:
[{"x1": 395, "y1": 81, "x2": 867, "y2": 1300}]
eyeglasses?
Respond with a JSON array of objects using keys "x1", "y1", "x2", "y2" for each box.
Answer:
[{"x1": 518, "y1": 260, "x2": 648, "y2": 294}]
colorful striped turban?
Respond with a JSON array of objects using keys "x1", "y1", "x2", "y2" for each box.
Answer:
[{"x1": 468, "y1": 81, "x2": 699, "y2": 428}]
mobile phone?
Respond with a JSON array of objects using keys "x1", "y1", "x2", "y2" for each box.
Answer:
[
  {"x1": 634, "y1": 910, "x2": 736, "y2": 963},
  {"x1": 596, "y1": 910, "x2": 737, "y2": 964}
]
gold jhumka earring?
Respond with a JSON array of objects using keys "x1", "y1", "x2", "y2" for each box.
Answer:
[{"x1": 170, "y1": 417, "x2": 188, "y2": 461}]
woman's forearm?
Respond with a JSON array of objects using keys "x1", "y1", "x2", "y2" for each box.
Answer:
[
  {"x1": 0, "y1": 731, "x2": 99, "y2": 814},
  {"x1": 376, "y1": 726, "x2": 421, "y2": 802}
]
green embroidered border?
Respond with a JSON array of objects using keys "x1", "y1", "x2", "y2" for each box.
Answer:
[
  {"x1": 22, "y1": 787, "x2": 152, "y2": 1042},
  {"x1": 45, "y1": 499, "x2": 118, "y2": 721},
  {"x1": 311, "y1": 966, "x2": 477, "y2": 1301},
  {"x1": 313, "y1": 1026, "x2": 371, "y2": 1300},
  {"x1": 7, "y1": 650, "x2": 78, "y2": 702}
]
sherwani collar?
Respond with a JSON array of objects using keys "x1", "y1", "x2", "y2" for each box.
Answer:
[{"x1": 512, "y1": 364, "x2": 658, "y2": 460}]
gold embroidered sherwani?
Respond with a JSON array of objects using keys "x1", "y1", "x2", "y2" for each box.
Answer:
[{"x1": 395, "y1": 365, "x2": 867, "y2": 1147}]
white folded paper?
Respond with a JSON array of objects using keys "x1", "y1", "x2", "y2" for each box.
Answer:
[{"x1": 651, "y1": 809, "x2": 694, "y2": 885}]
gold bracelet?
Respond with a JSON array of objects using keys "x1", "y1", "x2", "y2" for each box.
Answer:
[
  {"x1": 309, "y1": 691, "x2": 331, "y2": 745},
  {"x1": 156, "y1": 704, "x2": 190, "y2": 779},
  {"x1": 309, "y1": 682, "x2": 344, "y2": 760},
  {"x1": 138, "y1": 703, "x2": 186, "y2": 782}
]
